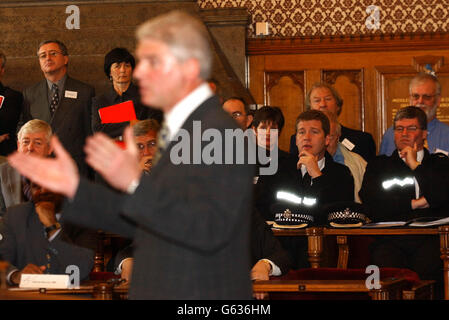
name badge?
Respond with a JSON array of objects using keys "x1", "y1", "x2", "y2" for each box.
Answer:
[
  {"x1": 342, "y1": 138, "x2": 355, "y2": 151},
  {"x1": 435, "y1": 148, "x2": 449, "y2": 156},
  {"x1": 19, "y1": 274, "x2": 70, "y2": 289},
  {"x1": 0, "y1": 95, "x2": 4, "y2": 109},
  {"x1": 65, "y1": 90, "x2": 78, "y2": 99}
]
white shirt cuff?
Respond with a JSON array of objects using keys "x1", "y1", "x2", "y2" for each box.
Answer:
[
  {"x1": 261, "y1": 259, "x2": 282, "y2": 276},
  {"x1": 47, "y1": 228, "x2": 62, "y2": 242},
  {"x1": 114, "y1": 258, "x2": 133, "y2": 275},
  {"x1": 126, "y1": 178, "x2": 140, "y2": 194}
]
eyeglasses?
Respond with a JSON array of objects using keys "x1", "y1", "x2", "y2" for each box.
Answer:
[
  {"x1": 231, "y1": 112, "x2": 243, "y2": 119},
  {"x1": 410, "y1": 94, "x2": 437, "y2": 101},
  {"x1": 136, "y1": 141, "x2": 157, "y2": 151},
  {"x1": 37, "y1": 50, "x2": 63, "y2": 60},
  {"x1": 394, "y1": 126, "x2": 420, "y2": 133}
]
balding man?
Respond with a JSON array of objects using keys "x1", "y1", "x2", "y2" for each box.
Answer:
[{"x1": 222, "y1": 97, "x2": 253, "y2": 130}]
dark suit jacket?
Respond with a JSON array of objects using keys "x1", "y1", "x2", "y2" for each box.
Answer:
[
  {"x1": 112, "y1": 208, "x2": 292, "y2": 277},
  {"x1": 91, "y1": 83, "x2": 162, "y2": 138},
  {"x1": 21, "y1": 77, "x2": 95, "y2": 177},
  {"x1": 0, "y1": 202, "x2": 94, "y2": 281},
  {"x1": 0, "y1": 83, "x2": 23, "y2": 156},
  {"x1": 62, "y1": 95, "x2": 255, "y2": 299},
  {"x1": 359, "y1": 149, "x2": 449, "y2": 222},
  {"x1": 257, "y1": 150, "x2": 354, "y2": 224},
  {"x1": 295, "y1": 152, "x2": 355, "y2": 224},
  {"x1": 251, "y1": 209, "x2": 291, "y2": 275},
  {"x1": 289, "y1": 126, "x2": 376, "y2": 163},
  {"x1": 340, "y1": 125, "x2": 376, "y2": 163},
  {"x1": 0, "y1": 163, "x2": 23, "y2": 214}
]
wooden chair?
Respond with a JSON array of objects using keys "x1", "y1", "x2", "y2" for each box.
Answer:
[{"x1": 89, "y1": 230, "x2": 128, "y2": 282}]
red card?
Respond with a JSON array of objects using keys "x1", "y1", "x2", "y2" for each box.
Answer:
[
  {"x1": 98, "y1": 100, "x2": 137, "y2": 124},
  {"x1": 0, "y1": 95, "x2": 4, "y2": 109}
]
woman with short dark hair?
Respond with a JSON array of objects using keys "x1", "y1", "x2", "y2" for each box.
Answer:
[{"x1": 91, "y1": 47, "x2": 162, "y2": 139}]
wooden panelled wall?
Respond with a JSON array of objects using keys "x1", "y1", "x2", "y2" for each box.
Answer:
[
  {"x1": 0, "y1": 1, "x2": 251, "y2": 103},
  {"x1": 247, "y1": 33, "x2": 449, "y2": 153}
]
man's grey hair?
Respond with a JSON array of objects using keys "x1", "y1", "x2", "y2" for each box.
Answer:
[
  {"x1": 17, "y1": 119, "x2": 53, "y2": 143},
  {"x1": 0, "y1": 51, "x2": 6, "y2": 68},
  {"x1": 305, "y1": 82, "x2": 344, "y2": 116},
  {"x1": 135, "y1": 10, "x2": 212, "y2": 80},
  {"x1": 133, "y1": 119, "x2": 160, "y2": 137},
  {"x1": 409, "y1": 73, "x2": 441, "y2": 96},
  {"x1": 37, "y1": 40, "x2": 69, "y2": 56}
]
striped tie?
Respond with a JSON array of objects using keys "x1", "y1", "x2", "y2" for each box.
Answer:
[
  {"x1": 153, "y1": 122, "x2": 170, "y2": 166},
  {"x1": 49, "y1": 83, "x2": 59, "y2": 116}
]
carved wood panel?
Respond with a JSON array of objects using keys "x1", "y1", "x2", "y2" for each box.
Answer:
[
  {"x1": 376, "y1": 58, "x2": 449, "y2": 134},
  {"x1": 265, "y1": 71, "x2": 305, "y2": 152},
  {"x1": 322, "y1": 69, "x2": 364, "y2": 131}
]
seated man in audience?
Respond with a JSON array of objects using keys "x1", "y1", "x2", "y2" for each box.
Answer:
[
  {"x1": 359, "y1": 106, "x2": 449, "y2": 298},
  {"x1": 290, "y1": 83, "x2": 376, "y2": 163},
  {"x1": 0, "y1": 182, "x2": 95, "y2": 286},
  {"x1": 132, "y1": 119, "x2": 160, "y2": 175},
  {"x1": 294, "y1": 109, "x2": 354, "y2": 215},
  {"x1": 379, "y1": 73, "x2": 449, "y2": 156},
  {"x1": 278, "y1": 110, "x2": 355, "y2": 268},
  {"x1": 0, "y1": 119, "x2": 53, "y2": 214},
  {"x1": 222, "y1": 97, "x2": 253, "y2": 130},
  {"x1": 325, "y1": 111, "x2": 367, "y2": 203},
  {"x1": 109, "y1": 119, "x2": 160, "y2": 280}
]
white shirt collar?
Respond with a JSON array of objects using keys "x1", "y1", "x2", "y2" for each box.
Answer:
[
  {"x1": 164, "y1": 83, "x2": 213, "y2": 141},
  {"x1": 301, "y1": 156, "x2": 326, "y2": 177}
]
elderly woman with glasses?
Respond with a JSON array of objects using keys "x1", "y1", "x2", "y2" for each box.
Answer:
[{"x1": 91, "y1": 47, "x2": 162, "y2": 140}]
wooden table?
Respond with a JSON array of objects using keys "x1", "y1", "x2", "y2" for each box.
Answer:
[
  {"x1": 253, "y1": 278, "x2": 409, "y2": 300},
  {"x1": 1, "y1": 281, "x2": 129, "y2": 300},
  {"x1": 272, "y1": 225, "x2": 449, "y2": 299}
]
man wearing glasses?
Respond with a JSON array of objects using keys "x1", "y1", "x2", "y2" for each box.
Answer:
[
  {"x1": 20, "y1": 40, "x2": 95, "y2": 178},
  {"x1": 379, "y1": 73, "x2": 449, "y2": 156},
  {"x1": 360, "y1": 106, "x2": 449, "y2": 298},
  {"x1": 222, "y1": 97, "x2": 253, "y2": 130}
]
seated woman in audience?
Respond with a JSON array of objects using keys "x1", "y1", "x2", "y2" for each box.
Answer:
[
  {"x1": 252, "y1": 106, "x2": 298, "y2": 221},
  {"x1": 91, "y1": 47, "x2": 162, "y2": 140}
]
